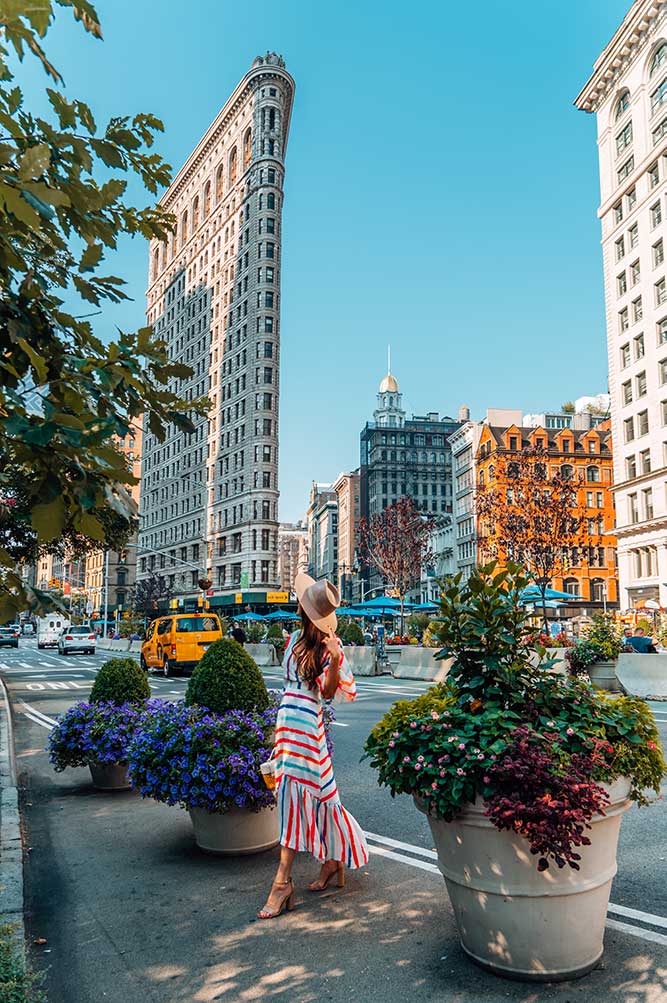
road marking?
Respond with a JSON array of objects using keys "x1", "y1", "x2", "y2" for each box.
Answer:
[
  {"x1": 19, "y1": 702, "x2": 58, "y2": 726},
  {"x1": 605, "y1": 918, "x2": 667, "y2": 947},
  {"x1": 607, "y1": 902, "x2": 667, "y2": 930},
  {"x1": 366, "y1": 832, "x2": 667, "y2": 946},
  {"x1": 331, "y1": 721, "x2": 349, "y2": 728},
  {"x1": 365, "y1": 831, "x2": 437, "y2": 860},
  {"x1": 24, "y1": 711, "x2": 53, "y2": 730}
]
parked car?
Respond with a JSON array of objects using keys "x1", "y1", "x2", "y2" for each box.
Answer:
[
  {"x1": 58, "y1": 625, "x2": 97, "y2": 656},
  {"x1": 37, "y1": 615, "x2": 70, "y2": 649},
  {"x1": 22, "y1": 622, "x2": 34, "y2": 636},
  {"x1": 140, "y1": 613, "x2": 222, "y2": 676},
  {"x1": 0, "y1": 625, "x2": 20, "y2": 648}
]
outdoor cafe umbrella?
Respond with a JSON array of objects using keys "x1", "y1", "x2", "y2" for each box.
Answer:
[
  {"x1": 233, "y1": 612, "x2": 266, "y2": 621},
  {"x1": 264, "y1": 610, "x2": 300, "y2": 621},
  {"x1": 520, "y1": 586, "x2": 583, "y2": 602}
]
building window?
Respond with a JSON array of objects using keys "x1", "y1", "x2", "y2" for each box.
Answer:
[
  {"x1": 616, "y1": 89, "x2": 631, "y2": 118},
  {"x1": 653, "y1": 117, "x2": 667, "y2": 146},
  {"x1": 651, "y1": 201, "x2": 662, "y2": 228},
  {"x1": 615, "y1": 236, "x2": 625, "y2": 260},
  {"x1": 614, "y1": 201, "x2": 624, "y2": 224},
  {"x1": 651, "y1": 43, "x2": 667, "y2": 77},
  {"x1": 617, "y1": 157, "x2": 634, "y2": 183},
  {"x1": 564, "y1": 578, "x2": 580, "y2": 596},
  {"x1": 629, "y1": 223, "x2": 639, "y2": 248},
  {"x1": 192, "y1": 194, "x2": 199, "y2": 230},
  {"x1": 637, "y1": 409, "x2": 649, "y2": 436},
  {"x1": 633, "y1": 296, "x2": 643, "y2": 321},
  {"x1": 619, "y1": 307, "x2": 629, "y2": 332},
  {"x1": 586, "y1": 465, "x2": 600, "y2": 483},
  {"x1": 243, "y1": 128, "x2": 252, "y2": 168},
  {"x1": 659, "y1": 318, "x2": 667, "y2": 344},
  {"x1": 617, "y1": 271, "x2": 627, "y2": 296},
  {"x1": 660, "y1": 357, "x2": 667, "y2": 384},
  {"x1": 634, "y1": 333, "x2": 645, "y2": 358},
  {"x1": 628, "y1": 493, "x2": 639, "y2": 523},
  {"x1": 654, "y1": 239, "x2": 664, "y2": 268},
  {"x1": 627, "y1": 187, "x2": 637, "y2": 210},
  {"x1": 649, "y1": 162, "x2": 660, "y2": 189},
  {"x1": 643, "y1": 488, "x2": 654, "y2": 520},
  {"x1": 656, "y1": 278, "x2": 667, "y2": 305},
  {"x1": 640, "y1": 448, "x2": 652, "y2": 474},
  {"x1": 630, "y1": 260, "x2": 640, "y2": 285},
  {"x1": 229, "y1": 146, "x2": 237, "y2": 187},
  {"x1": 651, "y1": 78, "x2": 667, "y2": 114},
  {"x1": 622, "y1": 380, "x2": 633, "y2": 405},
  {"x1": 621, "y1": 343, "x2": 631, "y2": 368},
  {"x1": 626, "y1": 454, "x2": 637, "y2": 479},
  {"x1": 616, "y1": 121, "x2": 633, "y2": 156},
  {"x1": 624, "y1": 417, "x2": 635, "y2": 442},
  {"x1": 636, "y1": 370, "x2": 647, "y2": 397}
]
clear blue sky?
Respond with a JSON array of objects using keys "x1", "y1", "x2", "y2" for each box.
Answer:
[{"x1": 21, "y1": 0, "x2": 630, "y2": 521}]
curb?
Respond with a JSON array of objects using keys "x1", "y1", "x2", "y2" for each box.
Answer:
[{"x1": 0, "y1": 674, "x2": 25, "y2": 958}]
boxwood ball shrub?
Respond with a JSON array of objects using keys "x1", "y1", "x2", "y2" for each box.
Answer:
[
  {"x1": 90, "y1": 657, "x2": 151, "y2": 705},
  {"x1": 185, "y1": 638, "x2": 270, "y2": 714}
]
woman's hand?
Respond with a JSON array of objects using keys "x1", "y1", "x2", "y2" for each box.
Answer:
[{"x1": 324, "y1": 633, "x2": 341, "y2": 666}]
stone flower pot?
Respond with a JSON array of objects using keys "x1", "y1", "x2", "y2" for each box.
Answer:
[
  {"x1": 188, "y1": 804, "x2": 279, "y2": 855},
  {"x1": 415, "y1": 777, "x2": 631, "y2": 982},
  {"x1": 89, "y1": 762, "x2": 132, "y2": 791},
  {"x1": 588, "y1": 660, "x2": 620, "y2": 692}
]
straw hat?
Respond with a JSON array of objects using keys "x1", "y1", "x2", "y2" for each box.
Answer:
[{"x1": 294, "y1": 572, "x2": 339, "y2": 634}]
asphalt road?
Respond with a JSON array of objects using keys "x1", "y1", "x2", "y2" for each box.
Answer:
[{"x1": 2, "y1": 639, "x2": 666, "y2": 1003}]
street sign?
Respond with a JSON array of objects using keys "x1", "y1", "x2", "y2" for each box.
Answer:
[
  {"x1": 266, "y1": 591, "x2": 288, "y2": 603},
  {"x1": 206, "y1": 588, "x2": 214, "y2": 596},
  {"x1": 85, "y1": 601, "x2": 93, "y2": 615}
]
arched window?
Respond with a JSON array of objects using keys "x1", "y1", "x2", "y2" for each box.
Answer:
[
  {"x1": 615, "y1": 90, "x2": 630, "y2": 120},
  {"x1": 243, "y1": 128, "x2": 252, "y2": 168},
  {"x1": 181, "y1": 210, "x2": 188, "y2": 247},
  {"x1": 650, "y1": 42, "x2": 667, "y2": 78},
  {"x1": 564, "y1": 577, "x2": 579, "y2": 596},
  {"x1": 269, "y1": 108, "x2": 276, "y2": 130},
  {"x1": 204, "y1": 181, "x2": 211, "y2": 216},
  {"x1": 561, "y1": 464, "x2": 574, "y2": 480},
  {"x1": 229, "y1": 147, "x2": 237, "y2": 187},
  {"x1": 152, "y1": 248, "x2": 159, "y2": 281},
  {"x1": 587, "y1": 465, "x2": 600, "y2": 483},
  {"x1": 216, "y1": 164, "x2": 224, "y2": 202},
  {"x1": 192, "y1": 195, "x2": 199, "y2": 231},
  {"x1": 267, "y1": 192, "x2": 275, "y2": 209},
  {"x1": 591, "y1": 578, "x2": 605, "y2": 602}
]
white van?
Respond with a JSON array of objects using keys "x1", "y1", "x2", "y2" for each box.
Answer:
[{"x1": 37, "y1": 615, "x2": 70, "y2": 649}]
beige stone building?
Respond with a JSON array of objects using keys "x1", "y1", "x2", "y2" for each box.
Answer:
[
  {"x1": 306, "y1": 483, "x2": 338, "y2": 584},
  {"x1": 576, "y1": 1, "x2": 667, "y2": 608},
  {"x1": 333, "y1": 470, "x2": 360, "y2": 601},
  {"x1": 140, "y1": 54, "x2": 295, "y2": 604},
  {"x1": 277, "y1": 520, "x2": 308, "y2": 592}
]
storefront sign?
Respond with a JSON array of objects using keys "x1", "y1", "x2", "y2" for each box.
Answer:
[{"x1": 266, "y1": 591, "x2": 289, "y2": 604}]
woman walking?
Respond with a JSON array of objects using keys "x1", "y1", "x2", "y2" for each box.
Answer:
[{"x1": 258, "y1": 573, "x2": 369, "y2": 919}]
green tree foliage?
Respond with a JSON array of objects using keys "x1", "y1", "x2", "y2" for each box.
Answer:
[
  {"x1": 130, "y1": 574, "x2": 172, "y2": 618},
  {"x1": 0, "y1": 2, "x2": 207, "y2": 621},
  {"x1": 90, "y1": 657, "x2": 150, "y2": 705},
  {"x1": 185, "y1": 639, "x2": 270, "y2": 715}
]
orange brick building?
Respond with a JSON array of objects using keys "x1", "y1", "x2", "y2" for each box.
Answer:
[{"x1": 476, "y1": 420, "x2": 618, "y2": 607}]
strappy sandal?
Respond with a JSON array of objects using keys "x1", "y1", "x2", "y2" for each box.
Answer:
[
  {"x1": 257, "y1": 878, "x2": 296, "y2": 919},
  {"x1": 308, "y1": 861, "x2": 345, "y2": 892}
]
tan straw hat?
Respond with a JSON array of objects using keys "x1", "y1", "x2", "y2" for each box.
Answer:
[{"x1": 294, "y1": 572, "x2": 339, "y2": 634}]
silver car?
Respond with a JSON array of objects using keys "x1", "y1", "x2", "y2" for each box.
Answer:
[{"x1": 58, "y1": 625, "x2": 97, "y2": 655}]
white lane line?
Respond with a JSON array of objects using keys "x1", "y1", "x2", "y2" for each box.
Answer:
[
  {"x1": 367, "y1": 832, "x2": 667, "y2": 946},
  {"x1": 606, "y1": 918, "x2": 667, "y2": 947},
  {"x1": 365, "y1": 831, "x2": 438, "y2": 860},
  {"x1": 368, "y1": 843, "x2": 440, "y2": 874},
  {"x1": 19, "y1": 701, "x2": 58, "y2": 727},
  {"x1": 607, "y1": 902, "x2": 667, "y2": 931},
  {"x1": 331, "y1": 721, "x2": 349, "y2": 728},
  {"x1": 24, "y1": 711, "x2": 53, "y2": 731}
]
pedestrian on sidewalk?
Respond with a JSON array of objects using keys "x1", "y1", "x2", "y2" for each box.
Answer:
[
  {"x1": 230, "y1": 622, "x2": 247, "y2": 647},
  {"x1": 258, "y1": 573, "x2": 369, "y2": 920}
]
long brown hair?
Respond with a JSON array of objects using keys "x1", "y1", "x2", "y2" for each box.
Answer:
[{"x1": 292, "y1": 604, "x2": 327, "y2": 689}]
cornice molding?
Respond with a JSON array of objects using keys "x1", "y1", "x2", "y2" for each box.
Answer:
[
  {"x1": 575, "y1": 0, "x2": 666, "y2": 113},
  {"x1": 615, "y1": 512, "x2": 667, "y2": 538}
]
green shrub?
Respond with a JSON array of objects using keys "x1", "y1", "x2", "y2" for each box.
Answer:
[
  {"x1": 185, "y1": 638, "x2": 269, "y2": 714},
  {"x1": 407, "y1": 612, "x2": 430, "y2": 636},
  {"x1": 266, "y1": 622, "x2": 286, "y2": 661},
  {"x1": 342, "y1": 620, "x2": 364, "y2": 646},
  {"x1": 90, "y1": 657, "x2": 150, "y2": 705},
  {"x1": 422, "y1": 621, "x2": 441, "y2": 648},
  {"x1": 0, "y1": 923, "x2": 45, "y2": 1003},
  {"x1": 245, "y1": 621, "x2": 266, "y2": 644}
]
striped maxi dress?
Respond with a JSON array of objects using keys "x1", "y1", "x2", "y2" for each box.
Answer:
[{"x1": 272, "y1": 631, "x2": 369, "y2": 868}]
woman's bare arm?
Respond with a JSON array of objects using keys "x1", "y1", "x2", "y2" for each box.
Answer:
[{"x1": 321, "y1": 634, "x2": 341, "y2": 700}]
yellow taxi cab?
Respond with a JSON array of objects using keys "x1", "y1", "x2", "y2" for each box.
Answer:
[{"x1": 140, "y1": 613, "x2": 222, "y2": 677}]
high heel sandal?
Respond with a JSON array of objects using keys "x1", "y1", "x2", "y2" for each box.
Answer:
[
  {"x1": 308, "y1": 861, "x2": 345, "y2": 892},
  {"x1": 257, "y1": 878, "x2": 296, "y2": 920}
]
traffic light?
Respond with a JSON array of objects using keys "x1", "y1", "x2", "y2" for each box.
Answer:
[{"x1": 119, "y1": 550, "x2": 127, "y2": 565}]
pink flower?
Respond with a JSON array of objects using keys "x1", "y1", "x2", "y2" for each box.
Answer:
[
  {"x1": 448, "y1": 736, "x2": 456, "y2": 743},
  {"x1": 392, "y1": 731, "x2": 399, "y2": 738},
  {"x1": 439, "y1": 769, "x2": 446, "y2": 777},
  {"x1": 388, "y1": 740, "x2": 395, "y2": 748},
  {"x1": 456, "y1": 768, "x2": 465, "y2": 776},
  {"x1": 477, "y1": 753, "x2": 484, "y2": 760},
  {"x1": 458, "y1": 743, "x2": 466, "y2": 750},
  {"x1": 417, "y1": 755, "x2": 424, "y2": 762},
  {"x1": 431, "y1": 782, "x2": 438, "y2": 790},
  {"x1": 403, "y1": 756, "x2": 410, "y2": 763},
  {"x1": 410, "y1": 721, "x2": 417, "y2": 729},
  {"x1": 483, "y1": 775, "x2": 491, "y2": 784},
  {"x1": 415, "y1": 763, "x2": 422, "y2": 771},
  {"x1": 566, "y1": 728, "x2": 574, "y2": 736},
  {"x1": 431, "y1": 711, "x2": 440, "y2": 720},
  {"x1": 546, "y1": 720, "x2": 556, "y2": 727}
]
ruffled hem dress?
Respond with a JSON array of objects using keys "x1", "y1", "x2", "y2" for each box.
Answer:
[{"x1": 273, "y1": 631, "x2": 369, "y2": 868}]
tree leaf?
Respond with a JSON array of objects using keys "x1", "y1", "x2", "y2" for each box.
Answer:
[
  {"x1": 31, "y1": 496, "x2": 66, "y2": 541},
  {"x1": 19, "y1": 143, "x2": 51, "y2": 181},
  {"x1": 79, "y1": 242, "x2": 103, "y2": 272}
]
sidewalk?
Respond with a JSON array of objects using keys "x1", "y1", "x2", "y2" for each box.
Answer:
[
  {"x1": 19, "y1": 753, "x2": 667, "y2": 1003},
  {"x1": 0, "y1": 676, "x2": 24, "y2": 955}
]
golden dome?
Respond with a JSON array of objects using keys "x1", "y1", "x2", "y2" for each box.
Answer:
[{"x1": 379, "y1": 373, "x2": 399, "y2": 393}]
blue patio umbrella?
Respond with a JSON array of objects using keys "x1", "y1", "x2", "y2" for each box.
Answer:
[
  {"x1": 233, "y1": 612, "x2": 266, "y2": 621},
  {"x1": 335, "y1": 607, "x2": 371, "y2": 618},
  {"x1": 411, "y1": 602, "x2": 439, "y2": 612},
  {"x1": 264, "y1": 610, "x2": 300, "y2": 621},
  {"x1": 520, "y1": 586, "x2": 583, "y2": 601}
]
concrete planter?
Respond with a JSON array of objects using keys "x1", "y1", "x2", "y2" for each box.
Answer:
[
  {"x1": 415, "y1": 777, "x2": 631, "y2": 982},
  {"x1": 188, "y1": 804, "x2": 279, "y2": 855},
  {"x1": 588, "y1": 659, "x2": 620, "y2": 692},
  {"x1": 89, "y1": 762, "x2": 131, "y2": 791}
]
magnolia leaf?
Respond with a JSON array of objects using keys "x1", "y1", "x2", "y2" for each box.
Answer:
[
  {"x1": 19, "y1": 143, "x2": 51, "y2": 181},
  {"x1": 31, "y1": 495, "x2": 66, "y2": 541}
]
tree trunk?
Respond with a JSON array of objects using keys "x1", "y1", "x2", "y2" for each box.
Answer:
[
  {"x1": 540, "y1": 584, "x2": 549, "y2": 635},
  {"x1": 400, "y1": 595, "x2": 405, "y2": 637}
]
